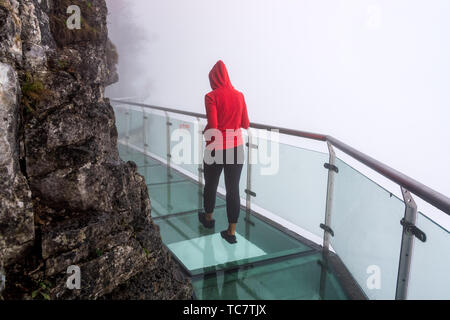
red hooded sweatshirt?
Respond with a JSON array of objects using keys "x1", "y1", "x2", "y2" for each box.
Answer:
[{"x1": 204, "y1": 60, "x2": 250, "y2": 150}]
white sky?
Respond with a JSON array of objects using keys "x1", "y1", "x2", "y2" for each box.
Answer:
[{"x1": 107, "y1": 0, "x2": 450, "y2": 228}]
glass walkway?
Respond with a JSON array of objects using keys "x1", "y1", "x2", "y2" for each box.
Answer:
[
  {"x1": 118, "y1": 144, "x2": 349, "y2": 300},
  {"x1": 113, "y1": 101, "x2": 450, "y2": 300}
]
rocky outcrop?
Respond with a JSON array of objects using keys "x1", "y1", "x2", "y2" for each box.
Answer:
[
  {"x1": 0, "y1": 0, "x2": 192, "y2": 299},
  {"x1": 0, "y1": 58, "x2": 34, "y2": 269}
]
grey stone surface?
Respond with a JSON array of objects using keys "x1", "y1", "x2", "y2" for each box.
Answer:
[
  {"x1": 0, "y1": 0, "x2": 192, "y2": 299},
  {"x1": 0, "y1": 60, "x2": 34, "y2": 268}
]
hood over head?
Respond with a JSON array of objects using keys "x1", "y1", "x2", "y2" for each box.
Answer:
[{"x1": 209, "y1": 60, "x2": 233, "y2": 90}]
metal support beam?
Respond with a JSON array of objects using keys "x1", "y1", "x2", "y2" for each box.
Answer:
[
  {"x1": 197, "y1": 118, "x2": 204, "y2": 211},
  {"x1": 245, "y1": 132, "x2": 255, "y2": 215},
  {"x1": 142, "y1": 107, "x2": 149, "y2": 165},
  {"x1": 197, "y1": 118, "x2": 204, "y2": 186},
  {"x1": 165, "y1": 112, "x2": 172, "y2": 210},
  {"x1": 125, "y1": 107, "x2": 130, "y2": 152},
  {"x1": 318, "y1": 256, "x2": 329, "y2": 300},
  {"x1": 395, "y1": 187, "x2": 418, "y2": 300},
  {"x1": 165, "y1": 111, "x2": 172, "y2": 169},
  {"x1": 319, "y1": 142, "x2": 337, "y2": 299},
  {"x1": 322, "y1": 142, "x2": 337, "y2": 252},
  {"x1": 245, "y1": 132, "x2": 255, "y2": 236}
]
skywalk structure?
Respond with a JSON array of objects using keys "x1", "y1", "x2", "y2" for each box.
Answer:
[{"x1": 112, "y1": 100, "x2": 450, "y2": 300}]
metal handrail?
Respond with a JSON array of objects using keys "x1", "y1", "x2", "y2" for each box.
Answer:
[{"x1": 111, "y1": 99, "x2": 450, "y2": 215}]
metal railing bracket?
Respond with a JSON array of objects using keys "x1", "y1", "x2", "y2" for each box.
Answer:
[{"x1": 320, "y1": 223, "x2": 335, "y2": 237}]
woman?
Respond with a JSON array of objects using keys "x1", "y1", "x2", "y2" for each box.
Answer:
[{"x1": 198, "y1": 60, "x2": 250, "y2": 244}]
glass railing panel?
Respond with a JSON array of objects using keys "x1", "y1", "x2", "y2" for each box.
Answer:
[
  {"x1": 407, "y1": 212, "x2": 450, "y2": 299},
  {"x1": 330, "y1": 158, "x2": 404, "y2": 300},
  {"x1": 192, "y1": 253, "x2": 347, "y2": 300},
  {"x1": 137, "y1": 165, "x2": 187, "y2": 185},
  {"x1": 155, "y1": 207, "x2": 312, "y2": 276},
  {"x1": 113, "y1": 106, "x2": 128, "y2": 140},
  {"x1": 148, "y1": 180, "x2": 226, "y2": 217},
  {"x1": 169, "y1": 117, "x2": 201, "y2": 177},
  {"x1": 128, "y1": 109, "x2": 145, "y2": 148},
  {"x1": 143, "y1": 111, "x2": 168, "y2": 161},
  {"x1": 251, "y1": 138, "x2": 329, "y2": 237}
]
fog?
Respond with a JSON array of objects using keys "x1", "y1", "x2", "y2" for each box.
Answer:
[{"x1": 105, "y1": 0, "x2": 450, "y2": 227}]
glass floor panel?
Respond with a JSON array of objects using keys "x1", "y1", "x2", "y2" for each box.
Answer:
[
  {"x1": 169, "y1": 232, "x2": 266, "y2": 271},
  {"x1": 138, "y1": 165, "x2": 187, "y2": 185},
  {"x1": 154, "y1": 208, "x2": 312, "y2": 275},
  {"x1": 148, "y1": 181, "x2": 226, "y2": 217},
  {"x1": 193, "y1": 253, "x2": 348, "y2": 300}
]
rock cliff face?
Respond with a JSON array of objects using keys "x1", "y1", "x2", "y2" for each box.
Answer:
[{"x1": 0, "y1": 0, "x2": 192, "y2": 299}]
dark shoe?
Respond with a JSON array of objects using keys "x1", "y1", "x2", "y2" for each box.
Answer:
[
  {"x1": 220, "y1": 230, "x2": 237, "y2": 244},
  {"x1": 198, "y1": 211, "x2": 215, "y2": 229}
]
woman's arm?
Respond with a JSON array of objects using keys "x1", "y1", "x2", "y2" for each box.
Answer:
[
  {"x1": 241, "y1": 93, "x2": 250, "y2": 129},
  {"x1": 204, "y1": 93, "x2": 218, "y2": 133}
]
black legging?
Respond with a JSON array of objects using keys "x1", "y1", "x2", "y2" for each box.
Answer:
[{"x1": 203, "y1": 146, "x2": 244, "y2": 224}]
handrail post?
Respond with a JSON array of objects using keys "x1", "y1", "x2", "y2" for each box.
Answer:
[
  {"x1": 246, "y1": 132, "x2": 253, "y2": 215},
  {"x1": 125, "y1": 107, "x2": 132, "y2": 153},
  {"x1": 395, "y1": 187, "x2": 418, "y2": 300},
  {"x1": 197, "y1": 118, "x2": 204, "y2": 210},
  {"x1": 244, "y1": 130, "x2": 257, "y2": 232},
  {"x1": 165, "y1": 112, "x2": 173, "y2": 211},
  {"x1": 322, "y1": 141, "x2": 337, "y2": 252},
  {"x1": 165, "y1": 111, "x2": 172, "y2": 170},
  {"x1": 246, "y1": 133, "x2": 252, "y2": 238},
  {"x1": 125, "y1": 106, "x2": 130, "y2": 153},
  {"x1": 319, "y1": 142, "x2": 337, "y2": 299},
  {"x1": 142, "y1": 107, "x2": 148, "y2": 164}
]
